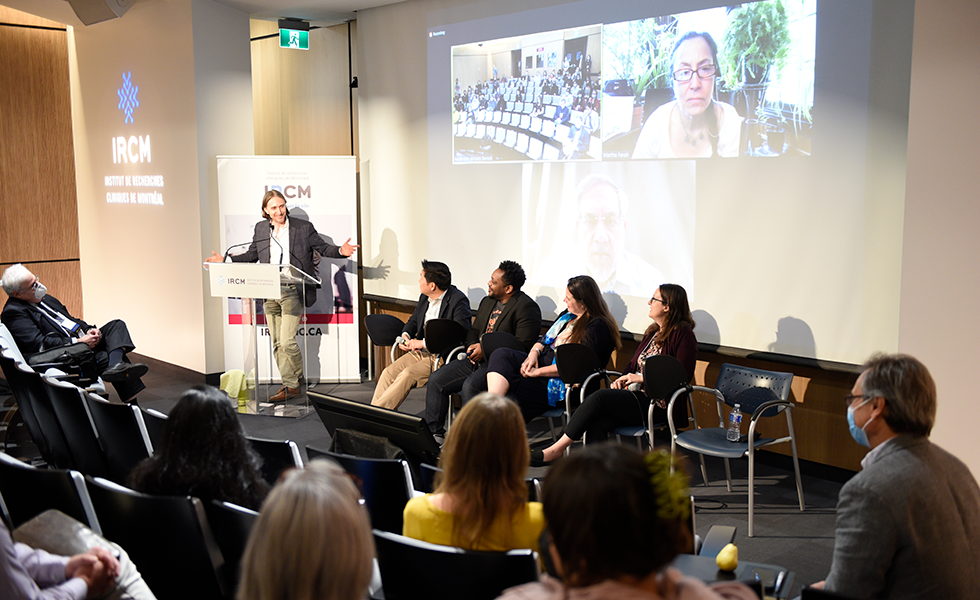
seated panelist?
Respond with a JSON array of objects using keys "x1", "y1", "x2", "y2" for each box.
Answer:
[
  {"x1": 486, "y1": 275, "x2": 620, "y2": 424},
  {"x1": 370, "y1": 260, "x2": 471, "y2": 411},
  {"x1": 1, "y1": 263, "x2": 147, "y2": 403},
  {"x1": 423, "y1": 261, "x2": 542, "y2": 437}
]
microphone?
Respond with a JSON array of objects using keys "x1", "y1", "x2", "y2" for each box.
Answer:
[
  {"x1": 456, "y1": 351, "x2": 468, "y2": 362},
  {"x1": 269, "y1": 221, "x2": 286, "y2": 263},
  {"x1": 222, "y1": 240, "x2": 252, "y2": 261}
]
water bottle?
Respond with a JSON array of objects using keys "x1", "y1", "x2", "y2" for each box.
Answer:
[{"x1": 727, "y1": 404, "x2": 742, "y2": 442}]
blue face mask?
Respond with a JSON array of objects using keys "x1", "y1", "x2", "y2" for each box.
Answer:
[{"x1": 847, "y1": 398, "x2": 874, "y2": 448}]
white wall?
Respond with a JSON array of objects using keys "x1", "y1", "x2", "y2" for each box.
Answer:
[
  {"x1": 901, "y1": 0, "x2": 980, "y2": 478},
  {"x1": 67, "y1": 0, "x2": 252, "y2": 373}
]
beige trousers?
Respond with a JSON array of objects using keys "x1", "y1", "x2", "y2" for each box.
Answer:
[{"x1": 371, "y1": 350, "x2": 438, "y2": 410}]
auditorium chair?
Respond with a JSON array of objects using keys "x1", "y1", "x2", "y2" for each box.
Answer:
[
  {"x1": 82, "y1": 394, "x2": 153, "y2": 484},
  {"x1": 0, "y1": 330, "x2": 74, "y2": 469},
  {"x1": 373, "y1": 530, "x2": 538, "y2": 600},
  {"x1": 0, "y1": 451, "x2": 100, "y2": 532},
  {"x1": 309, "y1": 447, "x2": 414, "y2": 534},
  {"x1": 203, "y1": 499, "x2": 259, "y2": 596},
  {"x1": 84, "y1": 477, "x2": 225, "y2": 600},
  {"x1": 140, "y1": 407, "x2": 169, "y2": 453},
  {"x1": 246, "y1": 436, "x2": 303, "y2": 485},
  {"x1": 42, "y1": 375, "x2": 112, "y2": 479},
  {"x1": 668, "y1": 363, "x2": 804, "y2": 537},
  {"x1": 419, "y1": 462, "x2": 542, "y2": 502}
]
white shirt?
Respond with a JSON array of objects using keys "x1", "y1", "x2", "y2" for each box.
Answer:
[{"x1": 271, "y1": 219, "x2": 289, "y2": 266}]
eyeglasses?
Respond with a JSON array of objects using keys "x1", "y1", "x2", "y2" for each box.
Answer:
[
  {"x1": 672, "y1": 64, "x2": 717, "y2": 82},
  {"x1": 579, "y1": 214, "x2": 623, "y2": 230},
  {"x1": 650, "y1": 296, "x2": 666, "y2": 305},
  {"x1": 843, "y1": 393, "x2": 867, "y2": 407}
]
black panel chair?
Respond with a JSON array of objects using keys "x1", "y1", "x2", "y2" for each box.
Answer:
[
  {"x1": 85, "y1": 476, "x2": 225, "y2": 600},
  {"x1": 0, "y1": 451, "x2": 100, "y2": 532},
  {"x1": 141, "y1": 407, "x2": 168, "y2": 454},
  {"x1": 419, "y1": 462, "x2": 542, "y2": 501},
  {"x1": 373, "y1": 529, "x2": 538, "y2": 600},
  {"x1": 82, "y1": 393, "x2": 153, "y2": 484},
  {"x1": 423, "y1": 318, "x2": 468, "y2": 362},
  {"x1": 42, "y1": 375, "x2": 112, "y2": 479},
  {"x1": 365, "y1": 313, "x2": 406, "y2": 367},
  {"x1": 247, "y1": 437, "x2": 303, "y2": 485},
  {"x1": 668, "y1": 363, "x2": 803, "y2": 537},
  {"x1": 609, "y1": 355, "x2": 699, "y2": 449},
  {"x1": 310, "y1": 448, "x2": 414, "y2": 534},
  {"x1": 554, "y1": 343, "x2": 619, "y2": 445},
  {"x1": 203, "y1": 499, "x2": 259, "y2": 596},
  {"x1": 0, "y1": 331, "x2": 74, "y2": 469}
]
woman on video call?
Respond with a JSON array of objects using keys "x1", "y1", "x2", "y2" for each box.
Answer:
[{"x1": 632, "y1": 31, "x2": 743, "y2": 159}]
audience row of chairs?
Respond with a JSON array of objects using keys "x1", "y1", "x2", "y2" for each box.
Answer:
[
  {"x1": 454, "y1": 111, "x2": 601, "y2": 160},
  {"x1": 0, "y1": 451, "x2": 256, "y2": 599}
]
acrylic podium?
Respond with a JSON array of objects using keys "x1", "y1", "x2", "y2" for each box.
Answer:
[{"x1": 205, "y1": 261, "x2": 321, "y2": 417}]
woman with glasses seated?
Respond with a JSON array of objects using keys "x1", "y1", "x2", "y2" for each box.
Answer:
[
  {"x1": 531, "y1": 284, "x2": 695, "y2": 465},
  {"x1": 403, "y1": 393, "x2": 544, "y2": 552},
  {"x1": 632, "y1": 32, "x2": 743, "y2": 159},
  {"x1": 498, "y1": 445, "x2": 756, "y2": 600}
]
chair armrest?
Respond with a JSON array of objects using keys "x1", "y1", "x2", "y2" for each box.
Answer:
[{"x1": 697, "y1": 525, "x2": 737, "y2": 558}]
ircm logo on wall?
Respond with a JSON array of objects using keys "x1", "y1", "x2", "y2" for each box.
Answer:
[{"x1": 113, "y1": 71, "x2": 151, "y2": 164}]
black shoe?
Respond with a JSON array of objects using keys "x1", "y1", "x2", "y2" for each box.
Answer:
[
  {"x1": 102, "y1": 362, "x2": 148, "y2": 382},
  {"x1": 530, "y1": 450, "x2": 547, "y2": 468}
]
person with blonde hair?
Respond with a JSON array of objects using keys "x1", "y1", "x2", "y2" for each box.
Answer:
[
  {"x1": 237, "y1": 460, "x2": 374, "y2": 600},
  {"x1": 403, "y1": 393, "x2": 544, "y2": 551}
]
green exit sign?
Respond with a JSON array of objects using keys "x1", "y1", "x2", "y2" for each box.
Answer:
[{"x1": 279, "y1": 29, "x2": 309, "y2": 50}]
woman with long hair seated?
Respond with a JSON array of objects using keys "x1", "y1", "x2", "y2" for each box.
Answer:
[
  {"x1": 128, "y1": 385, "x2": 269, "y2": 510},
  {"x1": 402, "y1": 393, "x2": 545, "y2": 551},
  {"x1": 499, "y1": 445, "x2": 756, "y2": 600},
  {"x1": 238, "y1": 460, "x2": 375, "y2": 600},
  {"x1": 532, "y1": 283, "x2": 695, "y2": 464},
  {"x1": 486, "y1": 275, "x2": 621, "y2": 423}
]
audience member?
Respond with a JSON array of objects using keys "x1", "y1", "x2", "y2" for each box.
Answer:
[
  {"x1": 370, "y1": 260, "x2": 471, "y2": 411},
  {"x1": 633, "y1": 32, "x2": 742, "y2": 158},
  {"x1": 532, "y1": 284, "x2": 695, "y2": 464},
  {"x1": 128, "y1": 385, "x2": 269, "y2": 511},
  {"x1": 424, "y1": 261, "x2": 542, "y2": 437},
  {"x1": 810, "y1": 353, "x2": 980, "y2": 599},
  {"x1": 486, "y1": 275, "x2": 620, "y2": 423},
  {"x1": 403, "y1": 393, "x2": 544, "y2": 552},
  {"x1": 1, "y1": 263, "x2": 147, "y2": 403},
  {"x1": 499, "y1": 444, "x2": 755, "y2": 600},
  {"x1": 0, "y1": 514, "x2": 156, "y2": 599},
  {"x1": 237, "y1": 460, "x2": 374, "y2": 600}
]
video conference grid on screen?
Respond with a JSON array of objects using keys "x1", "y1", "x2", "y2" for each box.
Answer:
[{"x1": 451, "y1": 1, "x2": 815, "y2": 164}]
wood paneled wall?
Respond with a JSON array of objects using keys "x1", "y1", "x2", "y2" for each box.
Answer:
[
  {"x1": 0, "y1": 7, "x2": 82, "y2": 317},
  {"x1": 250, "y1": 20, "x2": 358, "y2": 157},
  {"x1": 367, "y1": 298, "x2": 863, "y2": 471}
]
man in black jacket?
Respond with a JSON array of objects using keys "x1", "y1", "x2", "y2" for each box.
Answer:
[
  {"x1": 423, "y1": 260, "x2": 542, "y2": 436},
  {"x1": 371, "y1": 260, "x2": 471, "y2": 410},
  {"x1": 1, "y1": 264, "x2": 147, "y2": 402}
]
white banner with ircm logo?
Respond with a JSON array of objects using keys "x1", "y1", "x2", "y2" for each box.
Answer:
[{"x1": 215, "y1": 155, "x2": 360, "y2": 384}]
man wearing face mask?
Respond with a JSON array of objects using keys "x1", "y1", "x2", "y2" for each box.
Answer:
[
  {"x1": 810, "y1": 353, "x2": 980, "y2": 599},
  {"x1": 1, "y1": 264, "x2": 147, "y2": 403}
]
